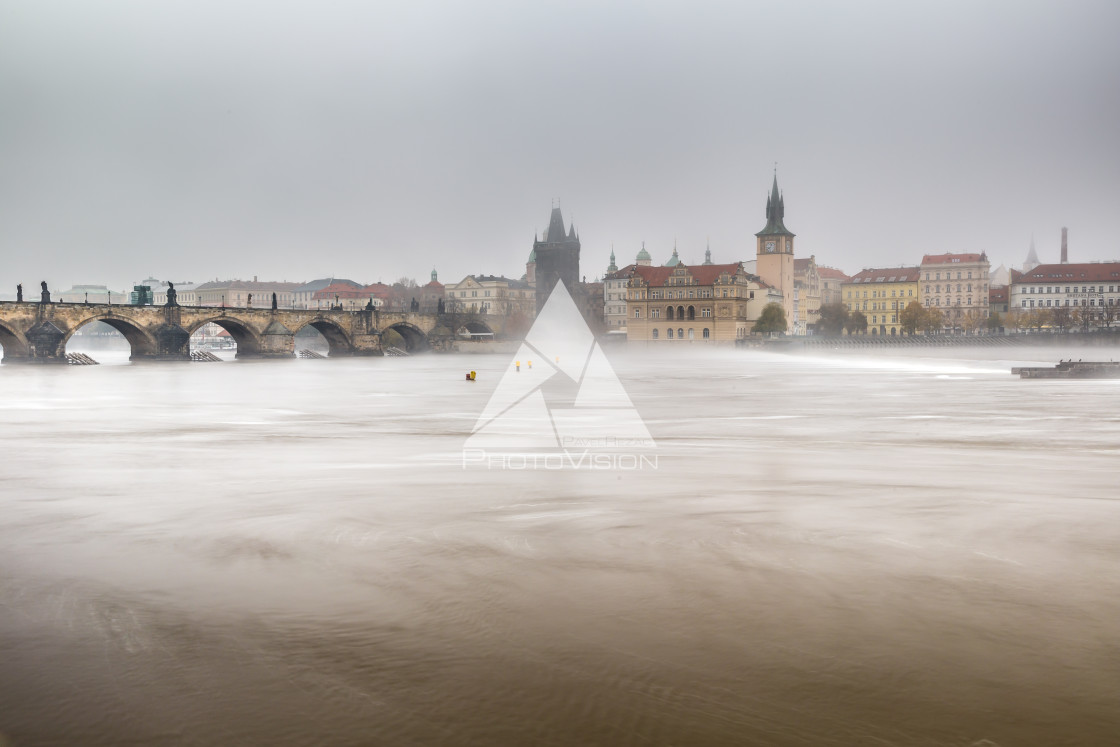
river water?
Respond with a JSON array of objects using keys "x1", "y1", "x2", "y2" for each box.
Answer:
[{"x1": 1, "y1": 346, "x2": 1118, "y2": 746}]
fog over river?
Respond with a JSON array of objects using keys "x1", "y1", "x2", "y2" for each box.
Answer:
[{"x1": 1, "y1": 347, "x2": 1118, "y2": 746}]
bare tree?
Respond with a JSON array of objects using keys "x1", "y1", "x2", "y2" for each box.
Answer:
[
  {"x1": 1099, "y1": 302, "x2": 1118, "y2": 329},
  {"x1": 1072, "y1": 305, "x2": 1094, "y2": 332},
  {"x1": 1051, "y1": 305, "x2": 1072, "y2": 332},
  {"x1": 1029, "y1": 308, "x2": 1051, "y2": 333},
  {"x1": 961, "y1": 309, "x2": 983, "y2": 335},
  {"x1": 923, "y1": 307, "x2": 945, "y2": 335}
]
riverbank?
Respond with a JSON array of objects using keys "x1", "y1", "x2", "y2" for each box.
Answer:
[{"x1": 771, "y1": 331, "x2": 1120, "y2": 350}]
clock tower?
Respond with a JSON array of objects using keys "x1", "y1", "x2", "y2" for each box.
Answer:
[{"x1": 755, "y1": 173, "x2": 796, "y2": 330}]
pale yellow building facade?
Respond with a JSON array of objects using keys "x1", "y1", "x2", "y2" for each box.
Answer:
[{"x1": 842, "y1": 267, "x2": 920, "y2": 336}]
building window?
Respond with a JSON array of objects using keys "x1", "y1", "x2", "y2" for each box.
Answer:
[
  {"x1": 634, "y1": 308, "x2": 641, "y2": 318},
  {"x1": 701, "y1": 307, "x2": 711, "y2": 317},
  {"x1": 652, "y1": 328, "x2": 658, "y2": 339},
  {"x1": 652, "y1": 309, "x2": 660, "y2": 319},
  {"x1": 677, "y1": 328, "x2": 684, "y2": 338},
  {"x1": 688, "y1": 328, "x2": 694, "y2": 339},
  {"x1": 667, "y1": 328, "x2": 673, "y2": 339}
]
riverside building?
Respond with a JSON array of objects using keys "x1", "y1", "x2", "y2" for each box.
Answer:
[
  {"x1": 919, "y1": 253, "x2": 991, "y2": 332},
  {"x1": 843, "y1": 267, "x2": 920, "y2": 336},
  {"x1": 624, "y1": 262, "x2": 777, "y2": 343}
]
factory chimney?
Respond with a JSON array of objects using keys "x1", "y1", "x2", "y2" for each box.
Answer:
[{"x1": 1061, "y1": 227, "x2": 1068, "y2": 264}]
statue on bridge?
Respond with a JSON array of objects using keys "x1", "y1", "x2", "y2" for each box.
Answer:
[
  {"x1": 166, "y1": 282, "x2": 178, "y2": 306},
  {"x1": 40, "y1": 281, "x2": 50, "y2": 304},
  {"x1": 365, "y1": 297, "x2": 374, "y2": 310},
  {"x1": 410, "y1": 297, "x2": 419, "y2": 312},
  {"x1": 437, "y1": 298, "x2": 445, "y2": 315},
  {"x1": 271, "y1": 292, "x2": 277, "y2": 310},
  {"x1": 247, "y1": 293, "x2": 253, "y2": 308},
  {"x1": 16, "y1": 284, "x2": 22, "y2": 302}
]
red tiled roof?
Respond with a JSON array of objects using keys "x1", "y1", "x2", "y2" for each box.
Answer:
[
  {"x1": 921, "y1": 253, "x2": 986, "y2": 265},
  {"x1": 195, "y1": 280, "x2": 301, "y2": 291},
  {"x1": 989, "y1": 286, "x2": 1008, "y2": 302},
  {"x1": 794, "y1": 258, "x2": 814, "y2": 271},
  {"x1": 817, "y1": 266, "x2": 851, "y2": 280},
  {"x1": 313, "y1": 282, "x2": 371, "y2": 300},
  {"x1": 1018, "y1": 262, "x2": 1120, "y2": 283},
  {"x1": 630, "y1": 262, "x2": 747, "y2": 287},
  {"x1": 362, "y1": 283, "x2": 394, "y2": 298},
  {"x1": 847, "y1": 267, "x2": 920, "y2": 283}
]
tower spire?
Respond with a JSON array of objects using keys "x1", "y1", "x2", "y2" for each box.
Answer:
[{"x1": 757, "y1": 171, "x2": 793, "y2": 237}]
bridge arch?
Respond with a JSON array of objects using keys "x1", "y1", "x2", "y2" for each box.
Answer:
[
  {"x1": 187, "y1": 317, "x2": 263, "y2": 358},
  {"x1": 63, "y1": 315, "x2": 159, "y2": 360},
  {"x1": 0, "y1": 322, "x2": 29, "y2": 361},
  {"x1": 383, "y1": 322, "x2": 429, "y2": 352},
  {"x1": 294, "y1": 318, "x2": 353, "y2": 357},
  {"x1": 461, "y1": 320, "x2": 494, "y2": 336}
]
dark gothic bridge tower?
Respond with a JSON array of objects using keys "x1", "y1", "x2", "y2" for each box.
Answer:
[{"x1": 533, "y1": 206, "x2": 580, "y2": 313}]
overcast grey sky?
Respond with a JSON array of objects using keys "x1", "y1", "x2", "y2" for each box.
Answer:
[{"x1": 2, "y1": 0, "x2": 1118, "y2": 291}]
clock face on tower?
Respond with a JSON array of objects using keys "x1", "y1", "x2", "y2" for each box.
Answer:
[{"x1": 765, "y1": 241, "x2": 775, "y2": 253}]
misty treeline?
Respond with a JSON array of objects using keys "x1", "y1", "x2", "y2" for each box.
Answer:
[{"x1": 812, "y1": 302, "x2": 1000, "y2": 336}]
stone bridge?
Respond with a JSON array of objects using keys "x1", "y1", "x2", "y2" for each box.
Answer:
[{"x1": 0, "y1": 301, "x2": 504, "y2": 363}]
